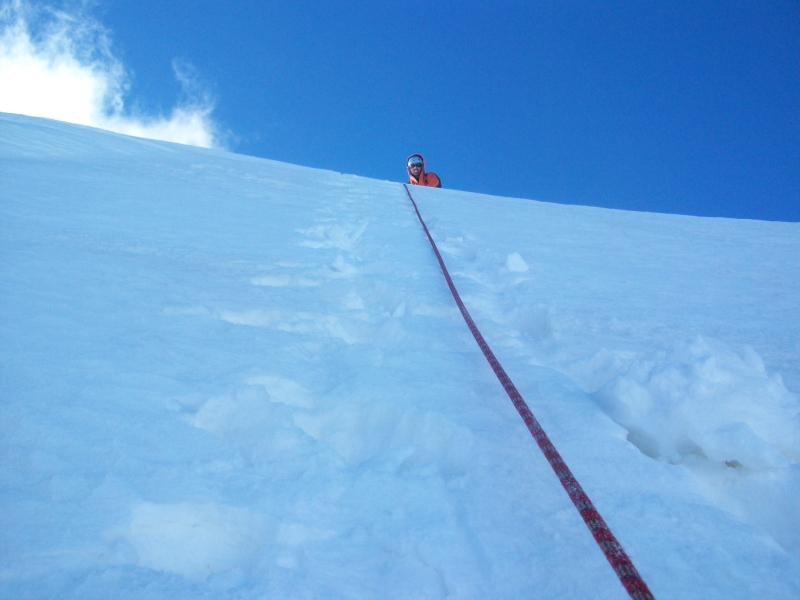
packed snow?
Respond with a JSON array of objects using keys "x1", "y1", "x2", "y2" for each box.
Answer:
[{"x1": 1, "y1": 112, "x2": 799, "y2": 599}]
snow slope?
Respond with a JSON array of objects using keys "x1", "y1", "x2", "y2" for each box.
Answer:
[{"x1": 1, "y1": 112, "x2": 799, "y2": 599}]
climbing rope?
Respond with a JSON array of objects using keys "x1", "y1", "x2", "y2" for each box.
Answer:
[{"x1": 403, "y1": 184, "x2": 655, "y2": 600}]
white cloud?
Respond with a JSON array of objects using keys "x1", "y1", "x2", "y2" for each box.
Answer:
[{"x1": 0, "y1": 1, "x2": 220, "y2": 148}]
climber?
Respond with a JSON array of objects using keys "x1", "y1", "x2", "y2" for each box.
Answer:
[{"x1": 407, "y1": 154, "x2": 441, "y2": 188}]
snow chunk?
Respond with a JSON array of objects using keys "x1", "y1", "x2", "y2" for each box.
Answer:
[
  {"x1": 506, "y1": 252, "x2": 529, "y2": 272},
  {"x1": 298, "y1": 221, "x2": 368, "y2": 250},
  {"x1": 329, "y1": 254, "x2": 358, "y2": 275},
  {"x1": 251, "y1": 274, "x2": 319, "y2": 287},
  {"x1": 218, "y1": 309, "x2": 367, "y2": 344},
  {"x1": 247, "y1": 375, "x2": 314, "y2": 408},
  {"x1": 294, "y1": 404, "x2": 475, "y2": 474},
  {"x1": 125, "y1": 502, "x2": 269, "y2": 580}
]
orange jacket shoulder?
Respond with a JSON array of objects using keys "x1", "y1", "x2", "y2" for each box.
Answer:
[{"x1": 424, "y1": 172, "x2": 441, "y2": 188}]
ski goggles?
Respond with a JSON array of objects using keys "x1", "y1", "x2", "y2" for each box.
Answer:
[{"x1": 407, "y1": 156, "x2": 423, "y2": 168}]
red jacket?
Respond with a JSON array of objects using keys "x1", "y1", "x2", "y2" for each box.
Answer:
[{"x1": 407, "y1": 154, "x2": 441, "y2": 188}]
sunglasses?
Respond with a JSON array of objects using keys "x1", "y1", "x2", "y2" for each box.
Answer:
[{"x1": 408, "y1": 161, "x2": 423, "y2": 168}]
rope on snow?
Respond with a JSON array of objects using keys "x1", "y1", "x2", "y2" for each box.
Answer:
[{"x1": 403, "y1": 184, "x2": 655, "y2": 600}]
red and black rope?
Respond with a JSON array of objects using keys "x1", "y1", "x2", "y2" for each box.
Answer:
[{"x1": 404, "y1": 184, "x2": 655, "y2": 600}]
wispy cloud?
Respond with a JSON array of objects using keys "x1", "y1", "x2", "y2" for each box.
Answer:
[{"x1": 0, "y1": 0, "x2": 221, "y2": 148}]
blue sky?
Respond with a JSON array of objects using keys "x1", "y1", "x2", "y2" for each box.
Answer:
[{"x1": 4, "y1": 1, "x2": 799, "y2": 221}]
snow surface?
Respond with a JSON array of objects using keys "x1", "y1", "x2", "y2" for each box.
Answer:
[{"x1": 1, "y1": 112, "x2": 799, "y2": 599}]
